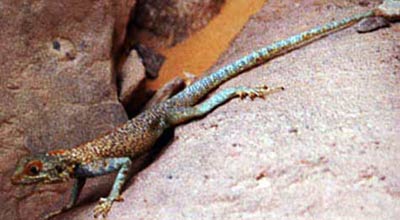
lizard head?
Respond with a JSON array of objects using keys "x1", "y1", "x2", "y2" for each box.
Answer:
[{"x1": 11, "y1": 154, "x2": 73, "y2": 185}]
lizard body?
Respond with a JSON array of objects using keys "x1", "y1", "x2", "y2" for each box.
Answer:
[{"x1": 12, "y1": 10, "x2": 377, "y2": 219}]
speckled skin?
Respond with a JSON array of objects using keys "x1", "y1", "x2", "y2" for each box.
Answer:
[{"x1": 11, "y1": 10, "x2": 375, "y2": 219}]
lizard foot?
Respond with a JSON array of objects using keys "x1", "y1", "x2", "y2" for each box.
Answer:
[
  {"x1": 93, "y1": 196, "x2": 124, "y2": 218},
  {"x1": 237, "y1": 85, "x2": 284, "y2": 100}
]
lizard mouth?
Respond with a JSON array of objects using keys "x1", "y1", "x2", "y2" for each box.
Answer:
[
  {"x1": 10, "y1": 174, "x2": 47, "y2": 185},
  {"x1": 11, "y1": 174, "x2": 23, "y2": 185}
]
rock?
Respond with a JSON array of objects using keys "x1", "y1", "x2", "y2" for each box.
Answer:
[
  {"x1": 133, "y1": 43, "x2": 166, "y2": 79},
  {"x1": 358, "y1": 0, "x2": 371, "y2": 7},
  {"x1": 0, "y1": 0, "x2": 135, "y2": 219},
  {"x1": 356, "y1": 16, "x2": 391, "y2": 33},
  {"x1": 118, "y1": 50, "x2": 146, "y2": 106},
  {"x1": 134, "y1": 0, "x2": 225, "y2": 45},
  {"x1": 61, "y1": 1, "x2": 399, "y2": 219},
  {"x1": 4, "y1": 0, "x2": 400, "y2": 220},
  {"x1": 375, "y1": 0, "x2": 400, "y2": 21}
]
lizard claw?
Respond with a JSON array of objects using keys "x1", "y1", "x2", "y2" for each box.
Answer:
[
  {"x1": 237, "y1": 85, "x2": 269, "y2": 100},
  {"x1": 93, "y1": 196, "x2": 123, "y2": 218},
  {"x1": 94, "y1": 198, "x2": 112, "y2": 218},
  {"x1": 236, "y1": 85, "x2": 284, "y2": 100},
  {"x1": 237, "y1": 91, "x2": 247, "y2": 99}
]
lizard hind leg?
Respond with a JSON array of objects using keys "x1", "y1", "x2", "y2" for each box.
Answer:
[{"x1": 167, "y1": 85, "x2": 284, "y2": 125}]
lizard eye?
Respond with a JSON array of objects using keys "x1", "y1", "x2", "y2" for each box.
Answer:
[
  {"x1": 24, "y1": 160, "x2": 43, "y2": 176},
  {"x1": 29, "y1": 166, "x2": 39, "y2": 175}
]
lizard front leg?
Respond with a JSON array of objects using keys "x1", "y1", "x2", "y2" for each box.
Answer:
[
  {"x1": 74, "y1": 157, "x2": 132, "y2": 218},
  {"x1": 93, "y1": 158, "x2": 131, "y2": 218}
]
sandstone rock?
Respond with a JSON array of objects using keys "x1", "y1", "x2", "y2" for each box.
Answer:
[
  {"x1": 118, "y1": 50, "x2": 146, "y2": 106},
  {"x1": 356, "y1": 16, "x2": 390, "y2": 33},
  {"x1": 134, "y1": 0, "x2": 225, "y2": 45},
  {"x1": 376, "y1": 0, "x2": 400, "y2": 21},
  {"x1": 60, "y1": 0, "x2": 399, "y2": 219},
  {"x1": 4, "y1": 0, "x2": 400, "y2": 220},
  {"x1": 133, "y1": 44, "x2": 165, "y2": 79},
  {"x1": 0, "y1": 0, "x2": 135, "y2": 219}
]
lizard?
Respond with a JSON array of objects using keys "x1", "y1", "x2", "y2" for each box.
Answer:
[{"x1": 11, "y1": 8, "x2": 379, "y2": 220}]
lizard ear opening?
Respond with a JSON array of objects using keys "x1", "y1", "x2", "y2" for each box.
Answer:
[
  {"x1": 55, "y1": 165, "x2": 64, "y2": 174},
  {"x1": 24, "y1": 160, "x2": 43, "y2": 176}
]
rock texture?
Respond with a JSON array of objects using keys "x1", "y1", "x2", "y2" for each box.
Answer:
[
  {"x1": 118, "y1": 50, "x2": 146, "y2": 106},
  {"x1": 355, "y1": 16, "x2": 391, "y2": 33},
  {"x1": 0, "y1": 0, "x2": 135, "y2": 220},
  {"x1": 134, "y1": 0, "x2": 225, "y2": 45},
  {"x1": 60, "y1": 0, "x2": 400, "y2": 219},
  {"x1": 3, "y1": 0, "x2": 400, "y2": 220},
  {"x1": 376, "y1": 0, "x2": 400, "y2": 21}
]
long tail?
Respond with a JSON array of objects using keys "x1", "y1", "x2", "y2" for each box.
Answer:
[{"x1": 168, "y1": 10, "x2": 375, "y2": 106}]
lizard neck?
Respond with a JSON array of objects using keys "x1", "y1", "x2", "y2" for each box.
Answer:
[
  {"x1": 60, "y1": 138, "x2": 115, "y2": 164},
  {"x1": 47, "y1": 139, "x2": 107, "y2": 164}
]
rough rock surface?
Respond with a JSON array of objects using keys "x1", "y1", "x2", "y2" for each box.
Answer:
[
  {"x1": 59, "y1": 0, "x2": 399, "y2": 219},
  {"x1": 0, "y1": 0, "x2": 135, "y2": 220},
  {"x1": 376, "y1": 0, "x2": 400, "y2": 21},
  {"x1": 355, "y1": 16, "x2": 391, "y2": 33},
  {"x1": 134, "y1": 0, "x2": 225, "y2": 45},
  {"x1": 118, "y1": 50, "x2": 146, "y2": 106}
]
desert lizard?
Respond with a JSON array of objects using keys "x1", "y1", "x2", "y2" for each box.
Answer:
[{"x1": 11, "y1": 9, "x2": 379, "y2": 219}]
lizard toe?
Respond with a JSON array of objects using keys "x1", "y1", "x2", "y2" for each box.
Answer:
[{"x1": 93, "y1": 198, "x2": 113, "y2": 218}]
